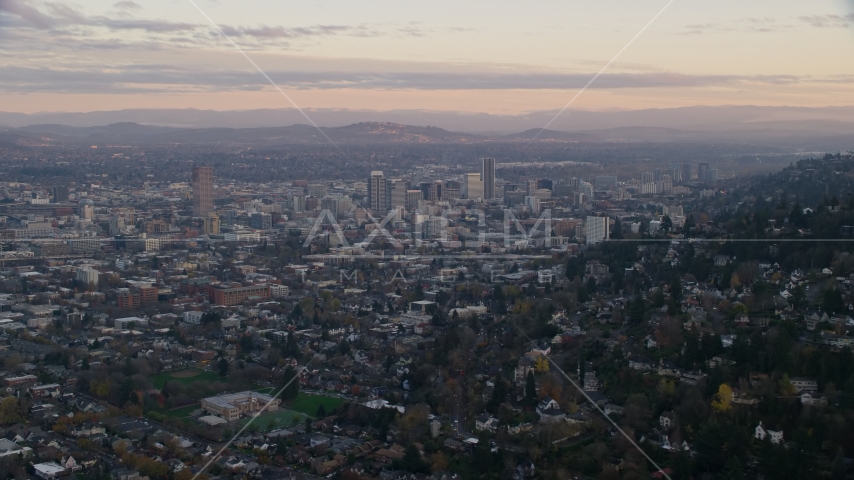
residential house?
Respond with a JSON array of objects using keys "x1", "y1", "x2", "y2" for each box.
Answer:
[
  {"x1": 474, "y1": 414, "x2": 499, "y2": 433},
  {"x1": 800, "y1": 392, "x2": 828, "y2": 407},
  {"x1": 660, "y1": 411, "x2": 674, "y2": 429},
  {"x1": 755, "y1": 422, "x2": 783, "y2": 444}
]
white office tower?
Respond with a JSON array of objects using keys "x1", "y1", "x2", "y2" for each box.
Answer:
[
  {"x1": 579, "y1": 182, "x2": 594, "y2": 199},
  {"x1": 585, "y1": 216, "x2": 610, "y2": 244},
  {"x1": 481, "y1": 157, "x2": 496, "y2": 200},
  {"x1": 291, "y1": 193, "x2": 305, "y2": 213},
  {"x1": 390, "y1": 179, "x2": 409, "y2": 209},
  {"x1": 405, "y1": 190, "x2": 422, "y2": 210},
  {"x1": 78, "y1": 199, "x2": 94, "y2": 220},
  {"x1": 368, "y1": 171, "x2": 386, "y2": 211},
  {"x1": 77, "y1": 267, "x2": 99, "y2": 286},
  {"x1": 467, "y1": 173, "x2": 483, "y2": 201}
]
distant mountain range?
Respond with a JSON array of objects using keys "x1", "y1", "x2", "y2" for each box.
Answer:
[{"x1": 1, "y1": 105, "x2": 853, "y2": 149}]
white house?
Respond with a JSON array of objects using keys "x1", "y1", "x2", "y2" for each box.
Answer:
[
  {"x1": 536, "y1": 397, "x2": 565, "y2": 423},
  {"x1": 474, "y1": 414, "x2": 499, "y2": 432},
  {"x1": 800, "y1": 392, "x2": 828, "y2": 407},
  {"x1": 660, "y1": 411, "x2": 674, "y2": 429},
  {"x1": 583, "y1": 372, "x2": 600, "y2": 392},
  {"x1": 789, "y1": 377, "x2": 818, "y2": 392},
  {"x1": 183, "y1": 311, "x2": 203, "y2": 324},
  {"x1": 755, "y1": 422, "x2": 784, "y2": 444}
]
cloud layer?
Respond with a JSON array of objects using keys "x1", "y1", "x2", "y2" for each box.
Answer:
[{"x1": 0, "y1": 63, "x2": 819, "y2": 94}]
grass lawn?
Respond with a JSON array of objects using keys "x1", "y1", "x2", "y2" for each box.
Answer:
[
  {"x1": 287, "y1": 393, "x2": 345, "y2": 416},
  {"x1": 163, "y1": 404, "x2": 200, "y2": 419},
  {"x1": 238, "y1": 409, "x2": 307, "y2": 433},
  {"x1": 152, "y1": 369, "x2": 222, "y2": 389}
]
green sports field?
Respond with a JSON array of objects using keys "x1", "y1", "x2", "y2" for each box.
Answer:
[
  {"x1": 237, "y1": 409, "x2": 306, "y2": 432},
  {"x1": 287, "y1": 393, "x2": 345, "y2": 416},
  {"x1": 152, "y1": 369, "x2": 221, "y2": 389},
  {"x1": 163, "y1": 404, "x2": 200, "y2": 420}
]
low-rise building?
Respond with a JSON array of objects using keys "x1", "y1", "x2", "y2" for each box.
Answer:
[{"x1": 201, "y1": 391, "x2": 280, "y2": 421}]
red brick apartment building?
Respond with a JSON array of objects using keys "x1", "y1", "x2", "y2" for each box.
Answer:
[
  {"x1": 210, "y1": 284, "x2": 271, "y2": 306},
  {"x1": 117, "y1": 286, "x2": 159, "y2": 309}
]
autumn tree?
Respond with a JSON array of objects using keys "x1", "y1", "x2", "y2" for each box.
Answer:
[
  {"x1": 711, "y1": 383, "x2": 733, "y2": 413},
  {"x1": 90, "y1": 379, "x2": 110, "y2": 398},
  {"x1": 534, "y1": 356, "x2": 550, "y2": 373},
  {"x1": 0, "y1": 398, "x2": 24, "y2": 426},
  {"x1": 430, "y1": 452, "x2": 449, "y2": 472}
]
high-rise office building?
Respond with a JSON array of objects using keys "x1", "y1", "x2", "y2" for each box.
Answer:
[
  {"x1": 642, "y1": 172, "x2": 654, "y2": 184},
  {"x1": 405, "y1": 190, "x2": 422, "y2": 210},
  {"x1": 308, "y1": 184, "x2": 328, "y2": 198},
  {"x1": 78, "y1": 199, "x2": 94, "y2": 220},
  {"x1": 443, "y1": 180, "x2": 460, "y2": 201},
  {"x1": 467, "y1": 173, "x2": 483, "y2": 200},
  {"x1": 291, "y1": 193, "x2": 305, "y2": 213},
  {"x1": 203, "y1": 213, "x2": 220, "y2": 235},
  {"x1": 420, "y1": 181, "x2": 443, "y2": 203},
  {"x1": 526, "y1": 179, "x2": 538, "y2": 195},
  {"x1": 504, "y1": 190, "x2": 526, "y2": 207},
  {"x1": 368, "y1": 171, "x2": 387, "y2": 211},
  {"x1": 389, "y1": 179, "x2": 410, "y2": 209},
  {"x1": 682, "y1": 163, "x2": 691, "y2": 181},
  {"x1": 698, "y1": 163, "x2": 710, "y2": 182},
  {"x1": 51, "y1": 186, "x2": 69, "y2": 203},
  {"x1": 536, "y1": 179, "x2": 553, "y2": 191},
  {"x1": 192, "y1": 166, "x2": 214, "y2": 216},
  {"x1": 585, "y1": 216, "x2": 610, "y2": 244},
  {"x1": 579, "y1": 182, "x2": 594, "y2": 199},
  {"x1": 503, "y1": 184, "x2": 520, "y2": 197},
  {"x1": 320, "y1": 196, "x2": 341, "y2": 221},
  {"x1": 250, "y1": 212, "x2": 272, "y2": 230},
  {"x1": 481, "y1": 157, "x2": 496, "y2": 200}
]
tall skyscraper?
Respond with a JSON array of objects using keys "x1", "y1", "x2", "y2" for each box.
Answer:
[
  {"x1": 405, "y1": 190, "x2": 422, "y2": 210},
  {"x1": 291, "y1": 193, "x2": 305, "y2": 213},
  {"x1": 51, "y1": 186, "x2": 69, "y2": 203},
  {"x1": 642, "y1": 172, "x2": 654, "y2": 184},
  {"x1": 78, "y1": 199, "x2": 94, "y2": 220},
  {"x1": 368, "y1": 171, "x2": 387, "y2": 211},
  {"x1": 698, "y1": 163, "x2": 710, "y2": 182},
  {"x1": 442, "y1": 180, "x2": 460, "y2": 201},
  {"x1": 389, "y1": 179, "x2": 409, "y2": 209},
  {"x1": 203, "y1": 213, "x2": 220, "y2": 235},
  {"x1": 192, "y1": 166, "x2": 214, "y2": 216},
  {"x1": 466, "y1": 173, "x2": 483, "y2": 200},
  {"x1": 420, "y1": 181, "x2": 443, "y2": 203},
  {"x1": 481, "y1": 157, "x2": 496, "y2": 199}
]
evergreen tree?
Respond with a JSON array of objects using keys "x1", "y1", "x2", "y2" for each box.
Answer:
[
  {"x1": 629, "y1": 294, "x2": 646, "y2": 323},
  {"x1": 525, "y1": 370, "x2": 536, "y2": 400},
  {"x1": 217, "y1": 358, "x2": 229, "y2": 377},
  {"x1": 398, "y1": 444, "x2": 430, "y2": 474},
  {"x1": 821, "y1": 288, "x2": 845, "y2": 314},
  {"x1": 488, "y1": 376, "x2": 508, "y2": 410},
  {"x1": 611, "y1": 217, "x2": 623, "y2": 239}
]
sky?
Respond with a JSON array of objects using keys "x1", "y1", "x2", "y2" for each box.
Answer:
[{"x1": 1, "y1": 0, "x2": 854, "y2": 114}]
